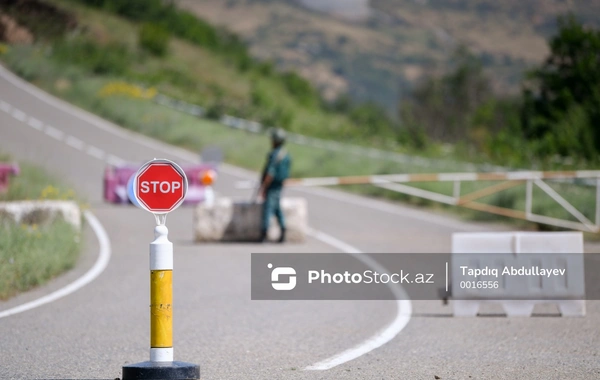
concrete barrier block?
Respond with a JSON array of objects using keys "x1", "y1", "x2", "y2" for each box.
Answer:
[
  {"x1": 453, "y1": 299, "x2": 586, "y2": 317},
  {"x1": 0, "y1": 200, "x2": 81, "y2": 230},
  {"x1": 452, "y1": 232, "x2": 585, "y2": 317},
  {"x1": 194, "y1": 197, "x2": 307, "y2": 243}
]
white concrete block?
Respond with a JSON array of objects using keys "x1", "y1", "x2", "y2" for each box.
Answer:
[
  {"x1": 0, "y1": 200, "x2": 81, "y2": 230},
  {"x1": 452, "y1": 232, "x2": 585, "y2": 317},
  {"x1": 194, "y1": 197, "x2": 307, "y2": 242}
]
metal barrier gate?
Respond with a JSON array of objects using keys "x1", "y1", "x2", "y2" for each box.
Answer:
[{"x1": 240, "y1": 170, "x2": 600, "y2": 233}]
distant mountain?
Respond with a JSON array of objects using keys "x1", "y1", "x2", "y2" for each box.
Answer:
[
  {"x1": 295, "y1": 0, "x2": 371, "y2": 20},
  {"x1": 176, "y1": 0, "x2": 600, "y2": 116}
]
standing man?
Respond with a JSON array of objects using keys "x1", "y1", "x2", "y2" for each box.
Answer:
[{"x1": 258, "y1": 128, "x2": 291, "y2": 243}]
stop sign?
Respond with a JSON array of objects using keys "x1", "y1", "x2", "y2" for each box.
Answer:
[{"x1": 132, "y1": 159, "x2": 188, "y2": 213}]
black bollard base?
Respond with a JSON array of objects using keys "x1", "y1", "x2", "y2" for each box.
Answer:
[{"x1": 122, "y1": 361, "x2": 200, "y2": 380}]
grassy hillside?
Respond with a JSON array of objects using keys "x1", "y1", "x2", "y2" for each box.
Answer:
[
  {"x1": 177, "y1": 0, "x2": 600, "y2": 114},
  {"x1": 33, "y1": 0, "x2": 408, "y2": 148},
  {"x1": 0, "y1": 0, "x2": 596, "y2": 233}
]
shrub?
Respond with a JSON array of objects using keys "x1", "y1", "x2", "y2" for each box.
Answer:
[
  {"x1": 76, "y1": 0, "x2": 164, "y2": 21},
  {"x1": 349, "y1": 102, "x2": 396, "y2": 136},
  {"x1": 139, "y1": 22, "x2": 169, "y2": 57},
  {"x1": 53, "y1": 38, "x2": 130, "y2": 75},
  {"x1": 255, "y1": 61, "x2": 274, "y2": 76},
  {"x1": 164, "y1": 10, "x2": 219, "y2": 49},
  {"x1": 205, "y1": 101, "x2": 224, "y2": 120},
  {"x1": 280, "y1": 71, "x2": 316, "y2": 106},
  {"x1": 1, "y1": 0, "x2": 77, "y2": 40}
]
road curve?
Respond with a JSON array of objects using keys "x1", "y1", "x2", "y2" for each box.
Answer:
[{"x1": 0, "y1": 65, "x2": 598, "y2": 379}]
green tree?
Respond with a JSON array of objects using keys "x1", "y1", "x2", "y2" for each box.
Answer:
[
  {"x1": 521, "y1": 14, "x2": 600, "y2": 160},
  {"x1": 349, "y1": 102, "x2": 397, "y2": 137}
]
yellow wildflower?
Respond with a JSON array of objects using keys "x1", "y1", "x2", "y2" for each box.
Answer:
[
  {"x1": 98, "y1": 81, "x2": 157, "y2": 100},
  {"x1": 40, "y1": 185, "x2": 58, "y2": 199}
]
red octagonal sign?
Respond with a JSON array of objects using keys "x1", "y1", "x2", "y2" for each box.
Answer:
[{"x1": 134, "y1": 159, "x2": 188, "y2": 213}]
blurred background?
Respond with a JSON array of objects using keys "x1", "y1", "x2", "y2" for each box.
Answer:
[
  {"x1": 1, "y1": 0, "x2": 599, "y2": 230},
  {"x1": 2, "y1": 3, "x2": 600, "y2": 379}
]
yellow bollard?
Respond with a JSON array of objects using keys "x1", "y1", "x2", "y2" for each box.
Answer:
[
  {"x1": 150, "y1": 270, "x2": 173, "y2": 348},
  {"x1": 122, "y1": 158, "x2": 199, "y2": 380},
  {"x1": 148, "y1": 224, "x2": 174, "y2": 362}
]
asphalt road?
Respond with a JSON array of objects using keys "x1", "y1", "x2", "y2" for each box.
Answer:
[{"x1": 0, "y1": 65, "x2": 598, "y2": 379}]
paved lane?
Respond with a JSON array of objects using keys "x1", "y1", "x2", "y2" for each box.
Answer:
[
  {"x1": 0, "y1": 68, "x2": 397, "y2": 379},
  {"x1": 0, "y1": 65, "x2": 598, "y2": 379}
]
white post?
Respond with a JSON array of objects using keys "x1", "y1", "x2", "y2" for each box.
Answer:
[
  {"x1": 526, "y1": 180, "x2": 532, "y2": 218},
  {"x1": 596, "y1": 178, "x2": 600, "y2": 227},
  {"x1": 453, "y1": 180, "x2": 461, "y2": 200}
]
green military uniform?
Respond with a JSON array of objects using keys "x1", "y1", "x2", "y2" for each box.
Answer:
[{"x1": 261, "y1": 146, "x2": 290, "y2": 234}]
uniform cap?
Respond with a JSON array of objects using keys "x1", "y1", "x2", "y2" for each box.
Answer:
[{"x1": 271, "y1": 128, "x2": 286, "y2": 144}]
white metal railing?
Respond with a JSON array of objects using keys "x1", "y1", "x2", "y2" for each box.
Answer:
[{"x1": 237, "y1": 170, "x2": 600, "y2": 233}]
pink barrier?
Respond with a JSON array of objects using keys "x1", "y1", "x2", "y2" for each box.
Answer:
[
  {"x1": 103, "y1": 163, "x2": 217, "y2": 205},
  {"x1": 0, "y1": 163, "x2": 19, "y2": 193}
]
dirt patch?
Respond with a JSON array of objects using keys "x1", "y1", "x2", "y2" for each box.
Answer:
[
  {"x1": 54, "y1": 78, "x2": 71, "y2": 92},
  {"x1": 0, "y1": 0, "x2": 77, "y2": 40},
  {"x1": 21, "y1": 208, "x2": 52, "y2": 225},
  {"x1": 296, "y1": 0, "x2": 372, "y2": 21},
  {"x1": 0, "y1": 13, "x2": 33, "y2": 44},
  {"x1": 177, "y1": 0, "x2": 270, "y2": 35}
]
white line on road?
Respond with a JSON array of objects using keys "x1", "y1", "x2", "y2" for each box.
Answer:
[
  {"x1": 86, "y1": 145, "x2": 105, "y2": 160},
  {"x1": 11, "y1": 108, "x2": 26, "y2": 122},
  {"x1": 0, "y1": 211, "x2": 111, "y2": 319},
  {"x1": 44, "y1": 125, "x2": 64, "y2": 140},
  {"x1": 0, "y1": 97, "x2": 124, "y2": 164},
  {"x1": 305, "y1": 228, "x2": 412, "y2": 370},
  {"x1": 0, "y1": 99, "x2": 11, "y2": 113},
  {"x1": 0, "y1": 66, "x2": 200, "y2": 163},
  {"x1": 65, "y1": 135, "x2": 85, "y2": 150},
  {"x1": 106, "y1": 154, "x2": 126, "y2": 166},
  {"x1": 27, "y1": 116, "x2": 44, "y2": 130}
]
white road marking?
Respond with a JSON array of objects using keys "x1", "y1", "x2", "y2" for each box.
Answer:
[
  {"x1": 106, "y1": 154, "x2": 125, "y2": 166},
  {"x1": 65, "y1": 135, "x2": 85, "y2": 150},
  {"x1": 0, "y1": 99, "x2": 11, "y2": 112},
  {"x1": 27, "y1": 117, "x2": 44, "y2": 130},
  {"x1": 0, "y1": 65, "x2": 189, "y2": 158},
  {"x1": 0, "y1": 97, "x2": 125, "y2": 168},
  {"x1": 305, "y1": 228, "x2": 412, "y2": 370},
  {"x1": 11, "y1": 108, "x2": 26, "y2": 122},
  {"x1": 0, "y1": 64, "x2": 424, "y2": 370},
  {"x1": 0, "y1": 211, "x2": 111, "y2": 319},
  {"x1": 86, "y1": 145, "x2": 105, "y2": 160},
  {"x1": 44, "y1": 125, "x2": 64, "y2": 140}
]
